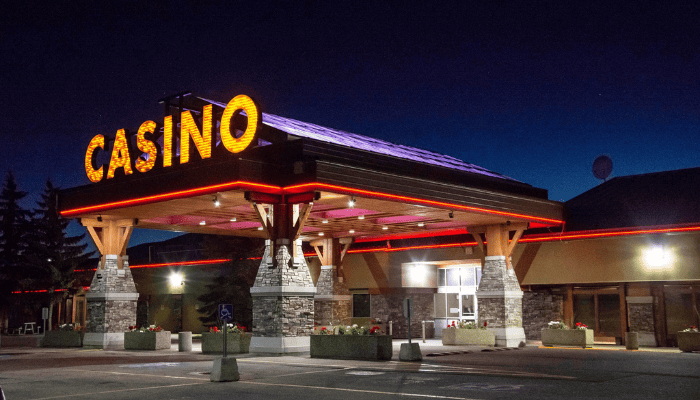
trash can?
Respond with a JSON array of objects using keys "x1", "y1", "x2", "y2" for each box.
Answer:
[{"x1": 179, "y1": 331, "x2": 193, "y2": 352}]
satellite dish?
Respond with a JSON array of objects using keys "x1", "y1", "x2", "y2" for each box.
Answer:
[{"x1": 592, "y1": 155, "x2": 613, "y2": 181}]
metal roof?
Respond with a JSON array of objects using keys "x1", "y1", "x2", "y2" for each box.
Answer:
[{"x1": 201, "y1": 97, "x2": 518, "y2": 183}]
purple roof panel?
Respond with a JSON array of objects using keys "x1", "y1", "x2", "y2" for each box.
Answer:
[{"x1": 202, "y1": 97, "x2": 517, "y2": 182}]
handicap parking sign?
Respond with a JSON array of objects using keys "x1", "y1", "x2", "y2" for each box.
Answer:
[{"x1": 218, "y1": 304, "x2": 233, "y2": 321}]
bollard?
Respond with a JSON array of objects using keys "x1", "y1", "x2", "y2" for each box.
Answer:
[
  {"x1": 422, "y1": 321, "x2": 426, "y2": 343},
  {"x1": 626, "y1": 332, "x2": 639, "y2": 350},
  {"x1": 178, "y1": 331, "x2": 192, "y2": 352},
  {"x1": 389, "y1": 321, "x2": 393, "y2": 336}
]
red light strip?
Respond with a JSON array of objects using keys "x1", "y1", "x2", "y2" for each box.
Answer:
[
  {"x1": 130, "y1": 259, "x2": 231, "y2": 269},
  {"x1": 355, "y1": 229, "x2": 471, "y2": 243},
  {"x1": 60, "y1": 181, "x2": 283, "y2": 217},
  {"x1": 520, "y1": 224, "x2": 700, "y2": 243},
  {"x1": 286, "y1": 182, "x2": 563, "y2": 225}
]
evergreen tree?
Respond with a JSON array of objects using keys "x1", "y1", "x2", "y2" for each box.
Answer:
[
  {"x1": 26, "y1": 179, "x2": 94, "y2": 329},
  {"x1": 0, "y1": 172, "x2": 32, "y2": 297},
  {"x1": 197, "y1": 236, "x2": 264, "y2": 330}
]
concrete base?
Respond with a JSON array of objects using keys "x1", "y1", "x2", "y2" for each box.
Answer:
[
  {"x1": 399, "y1": 343, "x2": 422, "y2": 362},
  {"x1": 211, "y1": 357, "x2": 239, "y2": 382},
  {"x1": 249, "y1": 336, "x2": 310, "y2": 354},
  {"x1": 82, "y1": 332, "x2": 124, "y2": 350},
  {"x1": 179, "y1": 332, "x2": 192, "y2": 352},
  {"x1": 637, "y1": 332, "x2": 657, "y2": 347},
  {"x1": 489, "y1": 327, "x2": 527, "y2": 347}
]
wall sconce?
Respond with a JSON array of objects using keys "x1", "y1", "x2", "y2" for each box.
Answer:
[
  {"x1": 348, "y1": 197, "x2": 356, "y2": 208},
  {"x1": 169, "y1": 273, "x2": 184, "y2": 286},
  {"x1": 449, "y1": 211, "x2": 454, "y2": 219},
  {"x1": 643, "y1": 245, "x2": 674, "y2": 270}
]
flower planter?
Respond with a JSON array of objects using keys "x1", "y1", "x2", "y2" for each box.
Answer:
[
  {"x1": 677, "y1": 332, "x2": 700, "y2": 352},
  {"x1": 124, "y1": 331, "x2": 171, "y2": 350},
  {"x1": 41, "y1": 330, "x2": 84, "y2": 348},
  {"x1": 541, "y1": 328, "x2": 593, "y2": 348},
  {"x1": 310, "y1": 335, "x2": 392, "y2": 361},
  {"x1": 201, "y1": 332, "x2": 252, "y2": 354},
  {"x1": 441, "y1": 328, "x2": 495, "y2": 346}
]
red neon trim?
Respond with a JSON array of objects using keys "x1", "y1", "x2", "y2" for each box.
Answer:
[
  {"x1": 60, "y1": 181, "x2": 282, "y2": 217},
  {"x1": 130, "y1": 259, "x2": 231, "y2": 269},
  {"x1": 521, "y1": 224, "x2": 700, "y2": 243},
  {"x1": 286, "y1": 182, "x2": 563, "y2": 225},
  {"x1": 60, "y1": 181, "x2": 562, "y2": 226}
]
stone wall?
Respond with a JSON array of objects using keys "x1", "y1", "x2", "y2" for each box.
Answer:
[
  {"x1": 371, "y1": 293, "x2": 434, "y2": 339},
  {"x1": 628, "y1": 302, "x2": 655, "y2": 333},
  {"x1": 522, "y1": 291, "x2": 564, "y2": 340},
  {"x1": 476, "y1": 257, "x2": 522, "y2": 329},
  {"x1": 314, "y1": 299, "x2": 352, "y2": 326}
]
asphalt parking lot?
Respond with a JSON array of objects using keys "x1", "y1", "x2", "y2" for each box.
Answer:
[{"x1": 1, "y1": 339, "x2": 699, "y2": 400}]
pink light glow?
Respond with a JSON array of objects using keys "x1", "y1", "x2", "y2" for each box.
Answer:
[
  {"x1": 374, "y1": 215, "x2": 428, "y2": 224},
  {"x1": 213, "y1": 221, "x2": 262, "y2": 230},
  {"x1": 321, "y1": 208, "x2": 378, "y2": 218}
]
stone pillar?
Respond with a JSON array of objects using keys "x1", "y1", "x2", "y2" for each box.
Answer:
[
  {"x1": 314, "y1": 265, "x2": 352, "y2": 326},
  {"x1": 477, "y1": 255, "x2": 526, "y2": 347},
  {"x1": 83, "y1": 255, "x2": 139, "y2": 349},
  {"x1": 249, "y1": 239, "x2": 316, "y2": 354},
  {"x1": 627, "y1": 296, "x2": 657, "y2": 347}
]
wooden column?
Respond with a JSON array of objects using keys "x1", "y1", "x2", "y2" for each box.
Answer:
[
  {"x1": 564, "y1": 285, "x2": 574, "y2": 328},
  {"x1": 619, "y1": 284, "x2": 628, "y2": 345},
  {"x1": 81, "y1": 217, "x2": 136, "y2": 268},
  {"x1": 651, "y1": 283, "x2": 667, "y2": 347},
  {"x1": 469, "y1": 222, "x2": 528, "y2": 269}
]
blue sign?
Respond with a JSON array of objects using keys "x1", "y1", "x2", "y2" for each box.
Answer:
[{"x1": 218, "y1": 304, "x2": 233, "y2": 321}]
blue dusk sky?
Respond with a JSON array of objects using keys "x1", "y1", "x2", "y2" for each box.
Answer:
[{"x1": 1, "y1": 1, "x2": 699, "y2": 246}]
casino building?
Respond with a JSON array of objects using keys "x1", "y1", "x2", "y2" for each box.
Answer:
[{"x1": 52, "y1": 93, "x2": 700, "y2": 350}]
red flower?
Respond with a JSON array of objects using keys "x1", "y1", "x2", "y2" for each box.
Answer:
[
  {"x1": 241, "y1": 326, "x2": 246, "y2": 332},
  {"x1": 483, "y1": 321, "x2": 488, "y2": 327},
  {"x1": 212, "y1": 326, "x2": 219, "y2": 332},
  {"x1": 321, "y1": 327, "x2": 327, "y2": 331},
  {"x1": 451, "y1": 321, "x2": 456, "y2": 326}
]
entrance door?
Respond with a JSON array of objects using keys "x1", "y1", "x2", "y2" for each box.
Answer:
[{"x1": 573, "y1": 293, "x2": 621, "y2": 340}]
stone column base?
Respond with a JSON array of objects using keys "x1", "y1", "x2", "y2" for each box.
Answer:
[
  {"x1": 83, "y1": 332, "x2": 125, "y2": 350},
  {"x1": 487, "y1": 327, "x2": 526, "y2": 347},
  {"x1": 249, "y1": 336, "x2": 310, "y2": 354}
]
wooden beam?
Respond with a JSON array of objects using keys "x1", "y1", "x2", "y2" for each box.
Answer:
[
  {"x1": 291, "y1": 203, "x2": 312, "y2": 241},
  {"x1": 85, "y1": 226, "x2": 104, "y2": 256},
  {"x1": 252, "y1": 203, "x2": 273, "y2": 239},
  {"x1": 340, "y1": 239, "x2": 353, "y2": 263}
]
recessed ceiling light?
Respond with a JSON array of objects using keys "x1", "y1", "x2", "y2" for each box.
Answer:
[
  {"x1": 319, "y1": 232, "x2": 325, "y2": 236},
  {"x1": 349, "y1": 230, "x2": 355, "y2": 234},
  {"x1": 230, "y1": 217, "x2": 237, "y2": 222},
  {"x1": 358, "y1": 215, "x2": 365, "y2": 220},
  {"x1": 348, "y1": 197, "x2": 356, "y2": 208},
  {"x1": 322, "y1": 219, "x2": 329, "y2": 224},
  {"x1": 257, "y1": 226, "x2": 263, "y2": 231},
  {"x1": 417, "y1": 222, "x2": 425, "y2": 227},
  {"x1": 382, "y1": 226, "x2": 389, "y2": 230},
  {"x1": 199, "y1": 221, "x2": 206, "y2": 226}
]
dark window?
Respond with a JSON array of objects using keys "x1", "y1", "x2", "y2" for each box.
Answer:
[{"x1": 353, "y1": 294, "x2": 371, "y2": 318}]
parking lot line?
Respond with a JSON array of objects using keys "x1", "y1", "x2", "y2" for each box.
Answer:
[{"x1": 33, "y1": 382, "x2": 205, "y2": 400}]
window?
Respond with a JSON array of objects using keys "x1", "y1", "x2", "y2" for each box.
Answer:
[{"x1": 352, "y1": 294, "x2": 371, "y2": 318}]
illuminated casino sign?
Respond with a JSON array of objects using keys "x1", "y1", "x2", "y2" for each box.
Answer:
[{"x1": 84, "y1": 95, "x2": 260, "y2": 183}]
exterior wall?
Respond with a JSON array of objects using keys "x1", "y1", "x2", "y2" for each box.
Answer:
[
  {"x1": 522, "y1": 291, "x2": 564, "y2": 340},
  {"x1": 370, "y1": 292, "x2": 434, "y2": 339}
]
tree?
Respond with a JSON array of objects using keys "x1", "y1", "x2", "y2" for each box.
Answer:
[
  {"x1": 26, "y1": 179, "x2": 94, "y2": 329},
  {"x1": 197, "y1": 236, "x2": 264, "y2": 330},
  {"x1": 0, "y1": 172, "x2": 32, "y2": 296}
]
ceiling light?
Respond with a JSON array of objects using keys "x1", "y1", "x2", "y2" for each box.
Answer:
[
  {"x1": 322, "y1": 219, "x2": 329, "y2": 224},
  {"x1": 230, "y1": 217, "x2": 237, "y2": 222},
  {"x1": 349, "y1": 230, "x2": 355, "y2": 234},
  {"x1": 257, "y1": 226, "x2": 263, "y2": 231},
  {"x1": 348, "y1": 197, "x2": 356, "y2": 208},
  {"x1": 382, "y1": 226, "x2": 388, "y2": 230},
  {"x1": 319, "y1": 232, "x2": 325, "y2": 236},
  {"x1": 214, "y1": 197, "x2": 221, "y2": 207},
  {"x1": 417, "y1": 222, "x2": 425, "y2": 227},
  {"x1": 199, "y1": 221, "x2": 206, "y2": 226},
  {"x1": 358, "y1": 215, "x2": 365, "y2": 220}
]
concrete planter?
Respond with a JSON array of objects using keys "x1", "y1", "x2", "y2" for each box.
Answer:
[
  {"x1": 441, "y1": 328, "x2": 495, "y2": 346},
  {"x1": 677, "y1": 332, "x2": 700, "y2": 352},
  {"x1": 310, "y1": 335, "x2": 392, "y2": 361},
  {"x1": 124, "y1": 331, "x2": 171, "y2": 350},
  {"x1": 541, "y1": 328, "x2": 593, "y2": 348},
  {"x1": 41, "y1": 330, "x2": 84, "y2": 348},
  {"x1": 201, "y1": 332, "x2": 252, "y2": 354}
]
